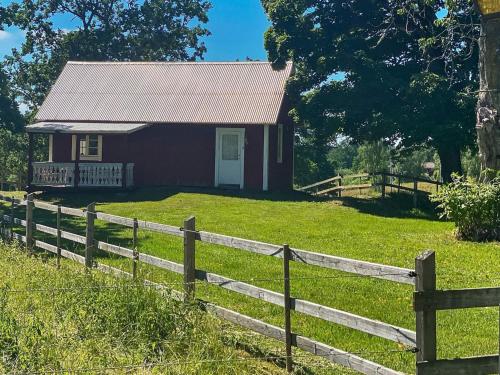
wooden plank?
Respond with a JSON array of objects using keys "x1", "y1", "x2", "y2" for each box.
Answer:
[
  {"x1": 204, "y1": 303, "x2": 405, "y2": 375},
  {"x1": 195, "y1": 269, "x2": 416, "y2": 346},
  {"x1": 137, "y1": 220, "x2": 183, "y2": 237},
  {"x1": 416, "y1": 355, "x2": 498, "y2": 375},
  {"x1": 60, "y1": 206, "x2": 86, "y2": 218},
  {"x1": 12, "y1": 232, "x2": 26, "y2": 243},
  {"x1": 414, "y1": 287, "x2": 500, "y2": 311},
  {"x1": 85, "y1": 203, "x2": 96, "y2": 268},
  {"x1": 96, "y1": 212, "x2": 135, "y2": 227},
  {"x1": 138, "y1": 253, "x2": 184, "y2": 274},
  {"x1": 61, "y1": 230, "x2": 86, "y2": 244},
  {"x1": 283, "y1": 244, "x2": 293, "y2": 372},
  {"x1": 26, "y1": 194, "x2": 34, "y2": 255},
  {"x1": 33, "y1": 200, "x2": 59, "y2": 212},
  {"x1": 97, "y1": 241, "x2": 134, "y2": 259},
  {"x1": 340, "y1": 183, "x2": 373, "y2": 191},
  {"x1": 56, "y1": 205, "x2": 61, "y2": 269},
  {"x1": 415, "y1": 251, "x2": 437, "y2": 364},
  {"x1": 297, "y1": 175, "x2": 341, "y2": 191},
  {"x1": 197, "y1": 230, "x2": 415, "y2": 285},
  {"x1": 183, "y1": 216, "x2": 196, "y2": 301}
]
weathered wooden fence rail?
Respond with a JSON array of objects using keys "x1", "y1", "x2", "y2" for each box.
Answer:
[
  {"x1": 0, "y1": 194, "x2": 498, "y2": 374},
  {"x1": 299, "y1": 172, "x2": 443, "y2": 209}
]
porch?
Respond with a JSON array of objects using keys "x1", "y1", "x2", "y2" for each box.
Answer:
[
  {"x1": 26, "y1": 121, "x2": 147, "y2": 190},
  {"x1": 31, "y1": 162, "x2": 134, "y2": 188}
]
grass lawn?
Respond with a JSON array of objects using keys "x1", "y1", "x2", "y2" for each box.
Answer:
[{"x1": 1, "y1": 188, "x2": 499, "y2": 374}]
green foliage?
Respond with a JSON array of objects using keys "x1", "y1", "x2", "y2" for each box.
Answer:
[
  {"x1": 1, "y1": 0, "x2": 211, "y2": 111},
  {"x1": 432, "y1": 176, "x2": 500, "y2": 241},
  {"x1": 461, "y1": 149, "x2": 482, "y2": 180},
  {"x1": 262, "y1": 0, "x2": 478, "y2": 181},
  {"x1": 353, "y1": 141, "x2": 391, "y2": 174},
  {"x1": 0, "y1": 129, "x2": 27, "y2": 186}
]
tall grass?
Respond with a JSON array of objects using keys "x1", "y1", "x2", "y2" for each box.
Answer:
[{"x1": 0, "y1": 243, "x2": 287, "y2": 374}]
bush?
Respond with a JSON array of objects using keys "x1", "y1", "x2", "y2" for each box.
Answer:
[{"x1": 432, "y1": 176, "x2": 500, "y2": 241}]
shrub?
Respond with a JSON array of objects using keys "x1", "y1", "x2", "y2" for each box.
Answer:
[{"x1": 431, "y1": 176, "x2": 500, "y2": 241}]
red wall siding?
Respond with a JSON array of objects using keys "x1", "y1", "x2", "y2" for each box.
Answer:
[
  {"x1": 52, "y1": 134, "x2": 73, "y2": 162},
  {"x1": 50, "y1": 119, "x2": 292, "y2": 191},
  {"x1": 268, "y1": 100, "x2": 294, "y2": 191}
]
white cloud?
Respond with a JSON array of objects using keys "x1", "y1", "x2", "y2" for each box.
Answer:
[{"x1": 0, "y1": 30, "x2": 12, "y2": 40}]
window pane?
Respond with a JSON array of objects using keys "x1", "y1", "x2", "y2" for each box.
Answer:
[
  {"x1": 88, "y1": 146, "x2": 99, "y2": 156},
  {"x1": 221, "y1": 134, "x2": 239, "y2": 161},
  {"x1": 80, "y1": 139, "x2": 87, "y2": 156},
  {"x1": 89, "y1": 135, "x2": 99, "y2": 148}
]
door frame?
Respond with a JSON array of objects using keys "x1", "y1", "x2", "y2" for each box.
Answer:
[{"x1": 215, "y1": 127, "x2": 245, "y2": 189}]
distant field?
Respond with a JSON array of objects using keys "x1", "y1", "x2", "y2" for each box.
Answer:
[{"x1": 1, "y1": 188, "x2": 499, "y2": 374}]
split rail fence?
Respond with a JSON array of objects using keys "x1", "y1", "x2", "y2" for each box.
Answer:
[
  {"x1": 298, "y1": 172, "x2": 443, "y2": 209},
  {"x1": 0, "y1": 194, "x2": 499, "y2": 375}
]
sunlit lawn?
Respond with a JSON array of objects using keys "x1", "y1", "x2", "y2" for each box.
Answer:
[{"x1": 1, "y1": 188, "x2": 499, "y2": 374}]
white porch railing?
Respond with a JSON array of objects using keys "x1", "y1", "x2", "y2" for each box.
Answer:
[
  {"x1": 32, "y1": 162, "x2": 75, "y2": 186},
  {"x1": 31, "y1": 162, "x2": 134, "y2": 188}
]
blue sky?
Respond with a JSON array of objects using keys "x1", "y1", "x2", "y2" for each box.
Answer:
[{"x1": 0, "y1": 0, "x2": 271, "y2": 61}]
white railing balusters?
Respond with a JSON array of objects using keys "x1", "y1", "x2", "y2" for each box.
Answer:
[
  {"x1": 31, "y1": 162, "x2": 133, "y2": 188},
  {"x1": 32, "y1": 163, "x2": 75, "y2": 186}
]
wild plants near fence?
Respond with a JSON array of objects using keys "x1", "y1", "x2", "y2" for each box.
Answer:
[{"x1": 0, "y1": 193, "x2": 499, "y2": 375}]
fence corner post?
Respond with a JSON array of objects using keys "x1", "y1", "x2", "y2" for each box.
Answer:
[
  {"x1": 26, "y1": 193, "x2": 34, "y2": 255},
  {"x1": 183, "y1": 216, "x2": 196, "y2": 302},
  {"x1": 283, "y1": 244, "x2": 293, "y2": 373},
  {"x1": 415, "y1": 250, "x2": 437, "y2": 373},
  {"x1": 9, "y1": 196, "x2": 15, "y2": 242},
  {"x1": 132, "y1": 218, "x2": 139, "y2": 279},
  {"x1": 85, "y1": 202, "x2": 96, "y2": 269}
]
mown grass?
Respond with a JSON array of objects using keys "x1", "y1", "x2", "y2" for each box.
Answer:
[
  {"x1": 0, "y1": 242, "x2": 298, "y2": 374},
  {"x1": 1, "y1": 188, "x2": 499, "y2": 374}
]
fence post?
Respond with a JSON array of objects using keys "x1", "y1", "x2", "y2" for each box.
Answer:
[
  {"x1": 183, "y1": 216, "x2": 196, "y2": 302},
  {"x1": 26, "y1": 193, "x2": 34, "y2": 255},
  {"x1": 413, "y1": 179, "x2": 418, "y2": 209},
  {"x1": 132, "y1": 218, "x2": 139, "y2": 279},
  {"x1": 398, "y1": 176, "x2": 401, "y2": 193},
  {"x1": 9, "y1": 197, "x2": 15, "y2": 242},
  {"x1": 381, "y1": 173, "x2": 386, "y2": 198},
  {"x1": 56, "y1": 205, "x2": 61, "y2": 269},
  {"x1": 338, "y1": 176, "x2": 342, "y2": 197},
  {"x1": 415, "y1": 250, "x2": 437, "y2": 373},
  {"x1": 85, "y1": 202, "x2": 96, "y2": 269},
  {"x1": 283, "y1": 244, "x2": 293, "y2": 373}
]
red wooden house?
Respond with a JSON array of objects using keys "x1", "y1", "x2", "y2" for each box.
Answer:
[{"x1": 26, "y1": 61, "x2": 295, "y2": 191}]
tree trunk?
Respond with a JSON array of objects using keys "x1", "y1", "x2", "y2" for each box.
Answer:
[
  {"x1": 437, "y1": 146, "x2": 463, "y2": 183},
  {"x1": 476, "y1": 16, "x2": 500, "y2": 173}
]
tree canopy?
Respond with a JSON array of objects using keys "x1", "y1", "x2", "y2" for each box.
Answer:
[
  {"x1": 1, "y1": 0, "x2": 211, "y2": 111},
  {"x1": 262, "y1": 0, "x2": 479, "y2": 181}
]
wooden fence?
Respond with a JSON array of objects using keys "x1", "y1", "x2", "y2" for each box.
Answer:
[
  {"x1": 0, "y1": 194, "x2": 498, "y2": 375},
  {"x1": 299, "y1": 172, "x2": 443, "y2": 209}
]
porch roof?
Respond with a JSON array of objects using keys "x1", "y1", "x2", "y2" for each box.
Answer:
[{"x1": 26, "y1": 121, "x2": 150, "y2": 134}]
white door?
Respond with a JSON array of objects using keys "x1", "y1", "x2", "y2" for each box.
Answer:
[{"x1": 215, "y1": 128, "x2": 245, "y2": 188}]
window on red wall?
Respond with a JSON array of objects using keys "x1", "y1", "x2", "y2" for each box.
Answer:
[{"x1": 277, "y1": 124, "x2": 284, "y2": 163}]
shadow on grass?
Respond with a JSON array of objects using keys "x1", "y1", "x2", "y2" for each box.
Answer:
[
  {"x1": 36, "y1": 186, "x2": 323, "y2": 207},
  {"x1": 337, "y1": 192, "x2": 440, "y2": 221}
]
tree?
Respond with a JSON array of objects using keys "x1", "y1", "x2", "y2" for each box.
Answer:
[
  {"x1": 261, "y1": 0, "x2": 478, "y2": 182},
  {"x1": 1, "y1": 0, "x2": 211, "y2": 111},
  {"x1": 0, "y1": 67, "x2": 24, "y2": 132}
]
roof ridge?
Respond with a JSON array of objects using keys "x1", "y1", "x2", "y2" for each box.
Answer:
[{"x1": 66, "y1": 61, "x2": 292, "y2": 66}]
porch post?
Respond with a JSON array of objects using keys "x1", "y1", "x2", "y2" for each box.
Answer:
[
  {"x1": 27, "y1": 133, "x2": 34, "y2": 191},
  {"x1": 74, "y1": 134, "x2": 81, "y2": 188}
]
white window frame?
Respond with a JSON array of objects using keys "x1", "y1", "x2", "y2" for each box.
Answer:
[
  {"x1": 72, "y1": 134, "x2": 103, "y2": 161},
  {"x1": 215, "y1": 128, "x2": 245, "y2": 189},
  {"x1": 277, "y1": 124, "x2": 284, "y2": 164}
]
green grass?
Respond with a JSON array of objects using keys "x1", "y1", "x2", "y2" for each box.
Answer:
[
  {"x1": 0, "y1": 242, "x2": 298, "y2": 374},
  {"x1": 2, "y1": 188, "x2": 499, "y2": 374}
]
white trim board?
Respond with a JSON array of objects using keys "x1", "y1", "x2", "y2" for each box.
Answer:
[{"x1": 263, "y1": 125, "x2": 269, "y2": 191}]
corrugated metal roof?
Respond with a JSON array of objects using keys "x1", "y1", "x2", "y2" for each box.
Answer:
[
  {"x1": 35, "y1": 61, "x2": 294, "y2": 125},
  {"x1": 26, "y1": 121, "x2": 150, "y2": 134}
]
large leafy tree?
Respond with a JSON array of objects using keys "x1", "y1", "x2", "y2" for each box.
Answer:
[
  {"x1": 1, "y1": 0, "x2": 211, "y2": 111},
  {"x1": 262, "y1": 0, "x2": 478, "y2": 182}
]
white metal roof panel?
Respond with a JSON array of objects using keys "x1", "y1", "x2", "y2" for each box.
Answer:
[
  {"x1": 35, "y1": 61, "x2": 294, "y2": 125},
  {"x1": 26, "y1": 121, "x2": 150, "y2": 134}
]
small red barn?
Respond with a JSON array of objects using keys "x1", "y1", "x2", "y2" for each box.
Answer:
[{"x1": 27, "y1": 61, "x2": 294, "y2": 192}]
